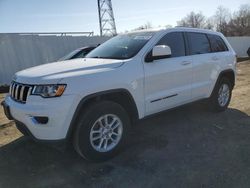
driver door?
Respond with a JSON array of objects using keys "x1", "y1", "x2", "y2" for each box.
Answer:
[{"x1": 143, "y1": 32, "x2": 193, "y2": 115}]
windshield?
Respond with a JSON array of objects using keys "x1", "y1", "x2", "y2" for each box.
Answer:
[{"x1": 86, "y1": 32, "x2": 155, "y2": 60}]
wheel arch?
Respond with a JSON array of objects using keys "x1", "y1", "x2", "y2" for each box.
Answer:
[
  {"x1": 217, "y1": 69, "x2": 235, "y2": 88},
  {"x1": 66, "y1": 89, "x2": 139, "y2": 139},
  {"x1": 210, "y1": 69, "x2": 235, "y2": 97}
]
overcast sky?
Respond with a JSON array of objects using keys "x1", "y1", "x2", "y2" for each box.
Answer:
[{"x1": 0, "y1": 0, "x2": 249, "y2": 35}]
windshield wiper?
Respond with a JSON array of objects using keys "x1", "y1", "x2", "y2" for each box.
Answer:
[
  {"x1": 88, "y1": 56, "x2": 126, "y2": 60},
  {"x1": 89, "y1": 56, "x2": 102, "y2": 58},
  {"x1": 89, "y1": 56, "x2": 114, "y2": 59}
]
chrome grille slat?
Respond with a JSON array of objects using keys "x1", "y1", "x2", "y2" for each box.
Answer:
[
  {"x1": 27, "y1": 87, "x2": 32, "y2": 97},
  {"x1": 12, "y1": 83, "x2": 16, "y2": 98},
  {"x1": 9, "y1": 83, "x2": 12, "y2": 95},
  {"x1": 10, "y1": 83, "x2": 14, "y2": 96},
  {"x1": 11, "y1": 83, "x2": 14, "y2": 96},
  {"x1": 10, "y1": 82, "x2": 32, "y2": 103},
  {"x1": 15, "y1": 85, "x2": 19, "y2": 99},
  {"x1": 13, "y1": 83, "x2": 17, "y2": 97},
  {"x1": 20, "y1": 86, "x2": 25, "y2": 102}
]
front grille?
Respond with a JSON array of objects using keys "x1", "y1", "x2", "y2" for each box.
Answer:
[{"x1": 10, "y1": 82, "x2": 33, "y2": 103}]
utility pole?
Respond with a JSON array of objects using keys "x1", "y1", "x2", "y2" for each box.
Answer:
[{"x1": 97, "y1": 0, "x2": 117, "y2": 36}]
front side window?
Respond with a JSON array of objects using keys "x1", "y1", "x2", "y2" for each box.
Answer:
[
  {"x1": 187, "y1": 32, "x2": 211, "y2": 55},
  {"x1": 157, "y1": 32, "x2": 185, "y2": 57},
  {"x1": 86, "y1": 32, "x2": 155, "y2": 60},
  {"x1": 207, "y1": 34, "x2": 228, "y2": 52}
]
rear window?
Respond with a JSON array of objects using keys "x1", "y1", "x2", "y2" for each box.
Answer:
[
  {"x1": 187, "y1": 32, "x2": 211, "y2": 55},
  {"x1": 207, "y1": 34, "x2": 228, "y2": 52}
]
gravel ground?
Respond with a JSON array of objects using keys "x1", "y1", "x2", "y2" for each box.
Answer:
[
  {"x1": 0, "y1": 61, "x2": 250, "y2": 188},
  {"x1": 0, "y1": 95, "x2": 21, "y2": 147}
]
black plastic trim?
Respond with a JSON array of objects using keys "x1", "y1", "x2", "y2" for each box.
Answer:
[
  {"x1": 142, "y1": 98, "x2": 206, "y2": 120},
  {"x1": 66, "y1": 89, "x2": 139, "y2": 139},
  {"x1": 1, "y1": 101, "x2": 13, "y2": 120},
  {"x1": 218, "y1": 69, "x2": 235, "y2": 86},
  {"x1": 33, "y1": 116, "x2": 49, "y2": 124},
  {"x1": 210, "y1": 69, "x2": 235, "y2": 98},
  {"x1": 151, "y1": 94, "x2": 178, "y2": 103},
  {"x1": 15, "y1": 120, "x2": 66, "y2": 143}
]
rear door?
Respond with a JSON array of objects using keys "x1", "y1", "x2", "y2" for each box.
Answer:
[
  {"x1": 206, "y1": 34, "x2": 234, "y2": 92},
  {"x1": 143, "y1": 32, "x2": 193, "y2": 115},
  {"x1": 186, "y1": 32, "x2": 215, "y2": 99}
]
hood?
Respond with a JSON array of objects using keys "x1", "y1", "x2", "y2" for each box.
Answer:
[{"x1": 15, "y1": 58, "x2": 124, "y2": 84}]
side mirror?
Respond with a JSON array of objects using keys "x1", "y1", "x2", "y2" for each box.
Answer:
[
  {"x1": 152, "y1": 45, "x2": 171, "y2": 59},
  {"x1": 145, "y1": 45, "x2": 172, "y2": 63}
]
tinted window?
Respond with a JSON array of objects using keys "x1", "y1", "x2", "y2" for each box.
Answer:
[
  {"x1": 207, "y1": 34, "x2": 228, "y2": 52},
  {"x1": 73, "y1": 51, "x2": 85, "y2": 59},
  {"x1": 187, "y1": 32, "x2": 211, "y2": 55},
  {"x1": 73, "y1": 49, "x2": 93, "y2": 59},
  {"x1": 157, "y1": 32, "x2": 185, "y2": 57},
  {"x1": 58, "y1": 49, "x2": 81, "y2": 61}
]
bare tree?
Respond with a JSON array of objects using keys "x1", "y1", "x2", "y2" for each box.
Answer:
[
  {"x1": 229, "y1": 4, "x2": 250, "y2": 36},
  {"x1": 237, "y1": 4, "x2": 250, "y2": 28},
  {"x1": 177, "y1": 11, "x2": 206, "y2": 28},
  {"x1": 133, "y1": 22, "x2": 153, "y2": 30},
  {"x1": 177, "y1": 4, "x2": 250, "y2": 36},
  {"x1": 214, "y1": 6, "x2": 231, "y2": 34},
  {"x1": 204, "y1": 17, "x2": 215, "y2": 30}
]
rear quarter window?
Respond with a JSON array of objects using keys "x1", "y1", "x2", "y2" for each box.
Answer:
[
  {"x1": 207, "y1": 34, "x2": 228, "y2": 52},
  {"x1": 186, "y1": 32, "x2": 211, "y2": 55}
]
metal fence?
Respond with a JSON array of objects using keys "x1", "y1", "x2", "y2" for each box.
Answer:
[
  {"x1": 227, "y1": 37, "x2": 250, "y2": 57},
  {"x1": 0, "y1": 33, "x2": 109, "y2": 85}
]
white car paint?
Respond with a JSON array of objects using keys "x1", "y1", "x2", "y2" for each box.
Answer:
[{"x1": 4, "y1": 27, "x2": 236, "y2": 140}]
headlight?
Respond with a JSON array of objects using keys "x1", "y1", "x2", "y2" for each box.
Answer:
[{"x1": 32, "y1": 84, "x2": 66, "y2": 98}]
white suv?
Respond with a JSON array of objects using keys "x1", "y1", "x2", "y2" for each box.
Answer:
[{"x1": 2, "y1": 27, "x2": 236, "y2": 161}]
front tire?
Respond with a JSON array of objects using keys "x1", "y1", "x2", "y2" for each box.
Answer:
[
  {"x1": 73, "y1": 101, "x2": 130, "y2": 161},
  {"x1": 208, "y1": 77, "x2": 232, "y2": 112}
]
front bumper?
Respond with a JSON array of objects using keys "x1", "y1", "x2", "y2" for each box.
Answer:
[{"x1": 2, "y1": 94, "x2": 77, "y2": 141}]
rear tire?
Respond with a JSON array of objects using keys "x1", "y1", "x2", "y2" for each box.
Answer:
[
  {"x1": 73, "y1": 101, "x2": 130, "y2": 161},
  {"x1": 208, "y1": 77, "x2": 232, "y2": 112}
]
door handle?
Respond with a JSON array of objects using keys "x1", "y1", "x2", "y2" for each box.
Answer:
[{"x1": 181, "y1": 61, "x2": 191, "y2": 66}]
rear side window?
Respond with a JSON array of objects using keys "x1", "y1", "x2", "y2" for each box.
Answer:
[
  {"x1": 187, "y1": 32, "x2": 211, "y2": 55},
  {"x1": 157, "y1": 32, "x2": 185, "y2": 57},
  {"x1": 207, "y1": 34, "x2": 228, "y2": 52}
]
